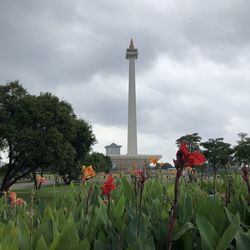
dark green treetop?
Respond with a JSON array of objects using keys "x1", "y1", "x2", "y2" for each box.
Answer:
[
  {"x1": 0, "y1": 81, "x2": 96, "y2": 191},
  {"x1": 176, "y1": 132, "x2": 202, "y2": 151}
]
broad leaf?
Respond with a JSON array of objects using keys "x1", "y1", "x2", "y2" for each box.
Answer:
[
  {"x1": 196, "y1": 212, "x2": 219, "y2": 250},
  {"x1": 173, "y1": 222, "x2": 195, "y2": 241},
  {"x1": 216, "y1": 213, "x2": 240, "y2": 250}
]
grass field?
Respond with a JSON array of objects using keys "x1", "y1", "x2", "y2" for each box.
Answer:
[{"x1": 11, "y1": 184, "x2": 82, "y2": 205}]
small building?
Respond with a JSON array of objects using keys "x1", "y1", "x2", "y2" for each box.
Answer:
[{"x1": 105, "y1": 143, "x2": 122, "y2": 156}]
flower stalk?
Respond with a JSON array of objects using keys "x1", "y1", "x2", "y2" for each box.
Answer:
[
  {"x1": 167, "y1": 143, "x2": 205, "y2": 250},
  {"x1": 241, "y1": 164, "x2": 250, "y2": 205},
  {"x1": 85, "y1": 182, "x2": 94, "y2": 214},
  {"x1": 101, "y1": 175, "x2": 116, "y2": 224},
  {"x1": 135, "y1": 168, "x2": 147, "y2": 238}
]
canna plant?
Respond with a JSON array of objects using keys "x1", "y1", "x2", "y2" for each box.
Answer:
[
  {"x1": 0, "y1": 160, "x2": 250, "y2": 249},
  {"x1": 241, "y1": 164, "x2": 250, "y2": 205},
  {"x1": 167, "y1": 143, "x2": 205, "y2": 250}
]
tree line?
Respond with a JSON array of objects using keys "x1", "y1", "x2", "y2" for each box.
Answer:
[
  {"x1": 176, "y1": 132, "x2": 250, "y2": 173},
  {"x1": 0, "y1": 81, "x2": 112, "y2": 192}
]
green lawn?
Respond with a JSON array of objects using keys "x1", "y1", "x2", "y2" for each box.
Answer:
[{"x1": 12, "y1": 184, "x2": 83, "y2": 205}]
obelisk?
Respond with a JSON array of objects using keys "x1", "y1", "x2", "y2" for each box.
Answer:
[
  {"x1": 126, "y1": 39, "x2": 138, "y2": 156},
  {"x1": 104, "y1": 39, "x2": 162, "y2": 169}
]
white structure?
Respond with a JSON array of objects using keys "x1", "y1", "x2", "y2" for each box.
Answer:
[
  {"x1": 126, "y1": 39, "x2": 138, "y2": 156},
  {"x1": 105, "y1": 143, "x2": 122, "y2": 156},
  {"x1": 105, "y1": 39, "x2": 161, "y2": 170}
]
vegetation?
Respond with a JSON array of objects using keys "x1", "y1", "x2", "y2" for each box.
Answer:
[
  {"x1": 84, "y1": 152, "x2": 112, "y2": 173},
  {"x1": 176, "y1": 132, "x2": 202, "y2": 151},
  {"x1": 0, "y1": 81, "x2": 96, "y2": 192},
  {"x1": 1, "y1": 80, "x2": 250, "y2": 249},
  {"x1": 234, "y1": 133, "x2": 250, "y2": 166},
  {"x1": 0, "y1": 171, "x2": 249, "y2": 250}
]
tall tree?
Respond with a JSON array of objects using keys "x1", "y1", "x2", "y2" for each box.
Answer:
[
  {"x1": 201, "y1": 138, "x2": 233, "y2": 198},
  {"x1": 176, "y1": 133, "x2": 202, "y2": 151},
  {"x1": 0, "y1": 81, "x2": 96, "y2": 192},
  {"x1": 201, "y1": 138, "x2": 233, "y2": 170},
  {"x1": 234, "y1": 133, "x2": 250, "y2": 166}
]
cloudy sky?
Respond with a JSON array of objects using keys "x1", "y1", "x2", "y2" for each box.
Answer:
[{"x1": 1, "y1": 0, "x2": 250, "y2": 163}]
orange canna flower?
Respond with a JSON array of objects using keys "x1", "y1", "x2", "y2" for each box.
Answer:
[
  {"x1": 82, "y1": 165, "x2": 96, "y2": 182},
  {"x1": 186, "y1": 166, "x2": 193, "y2": 172},
  {"x1": 10, "y1": 192, "x2": 26, "y2": 208},
  {"x1": 149, "y1": 156, "x2": 158, "y2": 165},
  {"x1": 36, "y1": 176, "x2": 46, "y2": 185}
]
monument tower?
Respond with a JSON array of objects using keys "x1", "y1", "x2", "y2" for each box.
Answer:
[
  {"x1": 105, "y1": 39, "x2": 161, "y2": 169},
  {"x1": 126, "y1": 39, "x2": 138, "y2": 156}
]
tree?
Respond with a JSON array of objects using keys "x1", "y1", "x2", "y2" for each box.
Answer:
[
  {"x1": 0, "y1": 81, "x2": 96, "y2": 192},
  {"x1": 176, "y1": 133, "x2": 202, "y2": 151},
  {"x1": 234, "y1": 133, "x2": 250, "y2": 166},
  {"x1": 84, "y1": 152, "x2": 112, "y2": 173},
  {"x1": 201, "y1": 138, "x2": 233, "y2": 197},
  {"x1": 201, "y1": 138, "x2": 233, "y2": 171}
]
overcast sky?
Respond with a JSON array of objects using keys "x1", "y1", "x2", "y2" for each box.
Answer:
[{"x1": 1, "y1": 0, "x2": 250, "y2": 163}]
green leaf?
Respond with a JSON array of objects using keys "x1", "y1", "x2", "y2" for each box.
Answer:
[
  {"x1": 0, "y1": 221, "x2": 19, "y2": 250},
  {"x1": 127, "y1": 236, "x2": 155, "y2": 250},
  {"x1": 113, "y1": 194, "x2": 125, "y2": 220},
  {"x1": 173, "y1": 222, "x2": 195, "y2": 241},
  {"x1": 235, "y1": 230, "x2": 250, "y2": 250},
  {"x1": 93, "y1": 239, "x2": 106, "y2": 250},
  {"x1": 33, "y1": 218, "x2": 53, "y2": 247},
  {"x1": 126, "y1": 216, "x2": 138, "y2": 244},
  {"x1": 127, "y1": 238, "x2": 142, "y2": 250},
  {"x1": 144, "y1": 236, "x2": 155, "y2": 250},
  {"x1": 196, "y1": 212, "x2": 219, "y2": 250},
  {"x1": 35, "y1": 235, "x2": 49, "y2": 250},
  {"x1": 121, "y1": 177, "x2": 133, "y2": 201},
  {"x1": 197, "y1": 196, "x2": 226, "y2": 236},
  {"x1": 17, "y1": 214, "x2": 31, "y2": 250},
  {"x1": 50, "y1": 220, "x2": 79, "y2": 250},
  {"x1": 224, "y1": 207, "x2": 234, "y2": 223},
  {"x1": 216, "y1": 213, "x2": 240, "y2": 250},
  {"x1": 49, "y1": 209, "x2": 59, "y2": 239},
  {"x1": 179, "y1": 195, "x2": 193, "y2": 224},
  {"x1": 56, "y1": 208, "x2": 66, "y2": 232},
  {"x1": 76, "y1": 239, "x2": 90, "y2": 250},
  {"x1": 81, "y1": 239, "x2": 91, "y2": 250}
]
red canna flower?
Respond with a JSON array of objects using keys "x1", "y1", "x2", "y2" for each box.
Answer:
[
  {"x1": 177, "y1": 143, "x2": 205, "y2": 166},
  {"x1": 10, "y1": 192, "x2": 26, "y2": 208},
  {"x1": 135, "y1": 169, "x2": 147, "y2": 185},
  {"x1": 101, "y1": 175, "x2": 116, "y2": 196},
  {"x1": 135, "y1": 169, "x2": 143, "y2": 177},
  {"x1": 242, "y1": 165, "x2": 248, "y2": 182}
]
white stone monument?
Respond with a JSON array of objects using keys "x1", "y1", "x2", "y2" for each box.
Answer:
[{"x1": 105, "y1": 39, "x2": 161, "y2": 170}]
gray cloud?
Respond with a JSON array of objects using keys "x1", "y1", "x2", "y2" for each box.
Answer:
[{"x1": 1, "y1": 0, "x2": 250, "y2": 161}]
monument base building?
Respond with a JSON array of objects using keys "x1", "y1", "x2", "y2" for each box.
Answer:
[
  {"x1": 110, "y1": 154, "x2": 162, "y2": 170},
  {"x1": 105, "y1": 143, "x2": 161, "y2": 170}
]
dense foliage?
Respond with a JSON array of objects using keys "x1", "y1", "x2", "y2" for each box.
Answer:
[
  {"x1": 84, "y1": 152, "x2": 112, "y2": 173},
  {"x1": 176, "y1": 133, "x2": 202, "y2": 151},
  {"x1": 0, "y1": 81, "x2": 96, "y2": 191},
  {"x1": 0, "y1": 172, "x2": 249, "y2": 250},
  {"x1": 234, "y1": 133, "x2": 250, "y2": 165}
]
